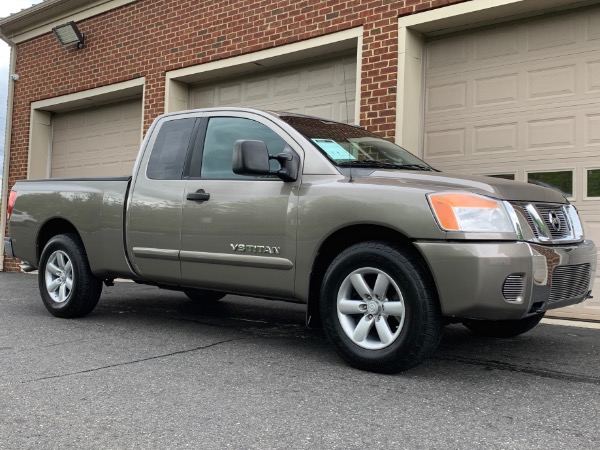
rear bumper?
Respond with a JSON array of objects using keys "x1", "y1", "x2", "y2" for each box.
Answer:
[
  {"x1": 3, "y1": 237, "x2": 15, "y2": 258},
  {"x1": 415, "y1": 239, "x2": 597, "y2": 320}
]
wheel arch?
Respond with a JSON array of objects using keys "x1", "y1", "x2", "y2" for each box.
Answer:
[
  {"x1": 306, "y1": 224, "x2": 439, "y2": 328},
  {"x1": 36, "y1": 218, "x2": 82, "y2": 266}
]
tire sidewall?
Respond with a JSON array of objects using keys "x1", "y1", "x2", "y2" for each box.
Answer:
[
  {"x1": 38, "y1": 234, "x2": 98, "y2": 317},
  {"x1": 320, "y1": 243, "x2": 434, "y2": 372}
]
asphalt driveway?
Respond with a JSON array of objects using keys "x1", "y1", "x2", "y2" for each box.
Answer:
[{"x1": 1, "y1": 272, "x2": 599, "y2": 449}]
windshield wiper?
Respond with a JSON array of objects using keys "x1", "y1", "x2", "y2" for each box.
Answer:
[
  {"x1": 392, "y1": 164, "x2": 437, "y2": 171},
  {"x1": 337, "y1": 161, "x2": 435, "y2": 171}
]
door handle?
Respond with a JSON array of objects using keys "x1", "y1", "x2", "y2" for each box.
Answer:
[{"x1": 187, "y1": 190, "x2": 210, "y2": 202}]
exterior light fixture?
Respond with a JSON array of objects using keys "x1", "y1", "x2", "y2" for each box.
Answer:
[{"x1": 52, "y1": 22, "x2": 85, "y2": 49}]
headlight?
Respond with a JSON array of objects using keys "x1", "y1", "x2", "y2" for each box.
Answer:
[{"x1": 427, "y1": 192, "x2": 516, "y2": 233}]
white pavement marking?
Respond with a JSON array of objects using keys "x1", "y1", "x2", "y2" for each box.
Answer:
[{"x1": 542, "y1": 318, "x2": 600, "y2": 329}]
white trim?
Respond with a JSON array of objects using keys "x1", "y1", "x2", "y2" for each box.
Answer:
[
  {"x1": 165, "y1": 27, "x2": 363, "y2": 113},
  {"x1": 354, "y1": 33, "x2": 363, "y2": 125},
  {"x1": 583, "y1": 167, "x2": 600, "y2": 200},
  {"x1": 31, "y1": 77, "x2": 145, "y2": 111},
  {"x1": 2, "y1": 0, "x2": 138, "y2": 44},
  {"x1": 167, "y1": 28, "x2": 362, "y2": 82},
  {"x1": 398, "y1": 0, "x2": 594, "y2": 33},
  {"x1": 542, "y1": 317, "x2": 600, "y2": 329}
]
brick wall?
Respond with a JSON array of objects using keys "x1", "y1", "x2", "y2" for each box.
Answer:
[{"x1": 3, "y1": 0, "x2": 469, "y2": 271}]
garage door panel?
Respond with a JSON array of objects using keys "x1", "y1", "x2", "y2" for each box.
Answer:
[
  {"x1": 429, "y1": 16, "x2": 592, "y2": 76},
  {"x1": 427, "y1": 36, "x2": 468, "y2": 70},
  {"x1": 475, "y1": 28, "x2": 519, "y2": 61},
  {"x1": 425, "y1": 6, "x2": 600, "y2": 320},
  {"x1": 245, "y1": 79, "x2": 270, "y2": 101},
  {"x1": 475, "y1": 73, "x2": 519, "y2": 107},
  {"x1": 587, "y1": 9, "x2": 600, "y2": 41},
  {"x1": 426, "y1": 82, "x2": 467, "y2": 114},
  {"x1": 84, "y1": 135, "x2": 101, "y2": 152},
  {"x1": 473, "y1": 122, "x2": 518, "y2": 155},
  {"x1": 527, "y1": 116, "x2": 575, "y2": 151},
  {"x1": 527, "y1": 15, "x2": 577, "y2": 51},
  {"x1": 427, "y1": 52, "x2": 600, "y2": 122},
  {"x1": 51, "y1": 99, "x2": 142, "y2": 178},
  {"x1": 191, "y1": 55, "x2": 357, "y2": 124},
  {"x1": 86, "y1": 108, "x2": 105, "y2": 126},
  {"x1": 306, "y1": 66, "x2": 335, "y2": 90},
  {"x1": 527, "y1": 64, "x2": 576, "y2": 100},
  {"x1": 275, "y1": 73, "x2": 301, "y2": 95},
  {"x1": 426, "y1": 104, "x2": 600, "y2": 164}
]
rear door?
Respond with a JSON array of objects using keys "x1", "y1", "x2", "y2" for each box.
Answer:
[
  {"x1": 127, "y1": 114, "x2": 200, "y2": 283},
  {"x1": 180, "y1": 111, "x2": 301, "y2": 298}
]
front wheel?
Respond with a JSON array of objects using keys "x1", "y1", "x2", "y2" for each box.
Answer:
[
  {"x1": 38, "y1": 234, "x2": 102, "y2": 318},
  {"x1": 462, "y1": 313, "x2": 545, "y2": 338},
  {"x1": 320, "y1": 241, "x2": 443, "y2": 373}
]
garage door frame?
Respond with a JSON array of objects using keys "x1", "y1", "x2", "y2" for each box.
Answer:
[
  {"x1": 164, "y1": 27, "x2": 363, "y2": 121},
  {"x1": 396, "y1": 0, "x2": 600, "y2": 156},
  {"x1": 28, "y1": 77, "x2": 145, "y2": 179}
]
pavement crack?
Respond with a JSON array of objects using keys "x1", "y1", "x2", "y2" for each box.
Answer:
[
  {"x1": 435, "y1": 355, "x2": 600, "y2": 386},
  {"x1": 18, "y1": 338, "x2": 241, "y2": 385}
]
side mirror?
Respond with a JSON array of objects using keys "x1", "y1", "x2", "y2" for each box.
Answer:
[
  {"x1": 233, "y1": 140, "x2": 299, "y2": 182},
  {"x1": 232, "y1": 140, "x2": 271, "y2": 175}
]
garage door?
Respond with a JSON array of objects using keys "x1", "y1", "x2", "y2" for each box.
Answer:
[
  {"x1": 190, "y1": 55, "x2": 357, "y2": 124},
  {"x1": 51, "y1": 99, "x2": 142, "y2": 178},
  {"x1": 424, "y1": 7, "x2": 600, "y2": 320}
]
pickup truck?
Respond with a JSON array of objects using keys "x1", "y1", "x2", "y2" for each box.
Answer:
[{"x1": 5, "y1": 107, "x2": 597, "y2": 373}]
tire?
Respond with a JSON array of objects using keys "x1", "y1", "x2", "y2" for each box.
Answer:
[
  {"x1": 320, "y1": 241, "x2": 444, "y2": 373},
  {"x1": 462, "y1": 313, "x2": 545, "y2": 338},
  {"x1": 38, "y1": 233, "x2": 102, "y2": 318},
  {"x1": 184, "y1": 290, "x2": 226, "y2": 302}
]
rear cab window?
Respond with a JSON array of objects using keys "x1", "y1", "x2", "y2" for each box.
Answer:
[{"x1": 147, "y1": 118, "x2": 197, "y2": 180}]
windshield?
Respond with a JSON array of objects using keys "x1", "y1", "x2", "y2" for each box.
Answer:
[{"x1": 279, "y1": 115, "x2": 434, "y2": 170}]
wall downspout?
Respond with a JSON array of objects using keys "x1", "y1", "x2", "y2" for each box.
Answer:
[{"x1": 0, "y1": 32, "x2": 16, "y2": 271}]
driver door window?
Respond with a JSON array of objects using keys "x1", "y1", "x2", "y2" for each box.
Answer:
[{"x1": 191, "y1": 117, "x2": 285, "y2": 179}]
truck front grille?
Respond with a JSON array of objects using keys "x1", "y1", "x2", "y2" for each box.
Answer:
[
  {"x1": 510, "y1": 201, "x2": 576, "y2": 242},
  {"x1": 549, "y1": 263, "x2": 592, "y2": 304},
  {"x1": 534, "y1": 204, "x2": 571, "y2": 240}
]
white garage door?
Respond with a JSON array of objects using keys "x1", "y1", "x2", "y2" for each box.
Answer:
[
  {"x1": 424, "y1": 7, "x2": 600, "y2": 320},
  {"x1": 190, "y1": 55, "x2": 357, "y2": 123},
  {"x1": 51, "y1": 99, "x2": 142, "y2": 178}
]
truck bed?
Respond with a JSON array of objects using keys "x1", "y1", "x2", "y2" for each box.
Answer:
[{"x1": 8, "y1": 177, "x2": 135, "y2": 279}]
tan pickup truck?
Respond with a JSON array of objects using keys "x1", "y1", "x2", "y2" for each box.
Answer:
[{"x1": 5, "y1": 108, "x2": 597, "y2": 373}]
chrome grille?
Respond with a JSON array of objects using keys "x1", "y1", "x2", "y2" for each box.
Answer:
[
  {"x1": 510, "y1": 201, "x2": 577, "y2": 242},
  {"x1": 502, "y1": 274, "x2": 525, "y2": 302},
  {"x1": 535, "y1": 204, "x2": 570, "y2": 239},
  {"x1": 549, "y1": 263, "x2": 592, "y2": 304}
]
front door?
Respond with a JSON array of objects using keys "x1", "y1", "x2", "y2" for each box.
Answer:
[
  {"x1": 180, "y1": 112, "x2": 300, "y2": 298},
  {"x1": 127, "y1": 116, "x2": 198, "y2": 283}
]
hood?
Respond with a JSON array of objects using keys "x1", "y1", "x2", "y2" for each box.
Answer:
[{"x1": 351, "y1": 169, "x2": 567, "y2": 203}]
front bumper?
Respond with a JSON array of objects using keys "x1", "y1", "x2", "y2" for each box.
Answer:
[
  {"x1": 4, "y1": 237, "x2": 15, "y2": 258},
  {"x1": 415, "y1": 239, "x2": 597, "y2": 320}
]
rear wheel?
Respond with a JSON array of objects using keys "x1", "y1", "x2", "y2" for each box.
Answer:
[
  {"x1": 38, "y1": 233, "x2": 102, "y2": 318},
  {"x1": 320, "y1": 241, "x2": 443, "y2": 373},
  {"x1": 462, "y1": 313, "x2": 545, "y2": 338},
  {"x1": 184, "y1": 290, "x2": 226, "y2": 302}
]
